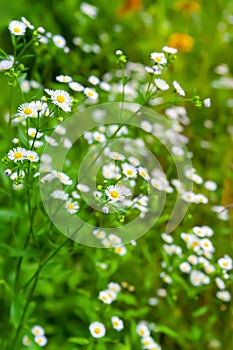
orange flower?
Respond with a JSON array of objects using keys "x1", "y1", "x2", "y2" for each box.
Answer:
[
  {"x1": 174, "y1": 1, "x2": 201, "y2": 14},
  {"x1": 167, "y1": 33, "x2": 194, "y2": 52},
  {"x1": 118, "y1": 0, "x2": 142, "y2": 15}
]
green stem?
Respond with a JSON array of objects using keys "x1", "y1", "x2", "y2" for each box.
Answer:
[{"x1": 10, "y1": 274, "x2": 38, "y2": 349}]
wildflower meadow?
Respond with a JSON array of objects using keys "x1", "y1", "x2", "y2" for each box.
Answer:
[{"x1": 0, "y1": 0, "x2": 233, "y2": 349}]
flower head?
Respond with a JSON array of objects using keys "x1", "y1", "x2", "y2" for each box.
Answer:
[
  {"x1": 150, "y1": 52, "x2": 167, "y2": 65},
  {"x1": 9, "y1": 20, "x2": 26, "y2": 36},
  {"x1": 89, "y1": 322, "x2": 106, "y2": 338},
  {"x1": 111, "y1": 316, "x2": 124, "y2": 331},
  {"x1": 8, "y1": 147, "x2": 27, "y2": 162}
]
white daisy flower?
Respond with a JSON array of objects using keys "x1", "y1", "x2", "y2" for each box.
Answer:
[
  {"x1": 215, "y1": 277, "x2": 225, "y2": 290},
  {"x1": 0, "y1": 59, "x2": 14, "y2": 71},
  {"x1": 114, "y1": 246, "x2": 127, "y2": 256},
  {"x1": 17, "y1": 102, "x2": 37, "y2": 118},
  {"x1": 190, "y1": 270, "x2": 204, "y2": 287},
  {"x1": 54, "y1": 125, "x2": 66, "y2": 135},
  {"x1": 218, "y1": 255, "x2": 232, "y2": 270},
  {"x1": 111, "y1": 316, "x2": 124, "y2": 331},
  {"x1": 65, "y1": 200, "x2": 79, "y2": 214},
  {"x1": 8, "y1": 147, "x2": 27, "y2": 162},
  {"x1": 105, "y1": 185, "x2": 130, "y2": 202},
  {"x1": 179, "y1": 262, "x2": 192, "y2": 274},
  {"x1": 93, "y1": 229, "x2": 106, "y2": 239},
  {"x1": 181, "y1": 191, "x2": 196, "y2": 203},
  {"x1": 200, "y1": 238, "x2": 215, "y2": 252},
  {"x1": 44, "y1": 135, "x2": 58, "y2": 147},
  {"x1": 141, "y1": 120, "x2": 153, "y2": 133},
  {"x1": 128, "y1": 156, "x2": 140, "y2": 167},
  {"x1": 203, "y1": 226, "x2": 214, "y2": 237},
  {"x1": 68, "y1": 81, "x2": 84, "y2": 92},
  {"x1": 161, "y1": 233, "x2": 173, "y2": 243},
  {"x1": 109, "y1": 152, "x2": 125, "y2": 161},
  {"x1": 21, "y1": 17, "x2": 34, "y2": 30},
  {"x1": 193, "y1": 226, "x2": 206, "y2": 237},
  {"x1": 187, "y1": 255, "x2": 199, "y2": 265},
  {"x1": 93, "y1": 131, "x2": 106, "y2": 143},
  {"x1": 99, "y1": 290, "x2": 113, "y2": 303},
  {"x1": 109, "y1": 234, "x2": 122, "y2": 245},
  {"x1": 28, "y1": 128, "x2": 43, "y2": 139},
  {"x1": 108, "y1": 282, "x2": 121, "y2": 293},
  {"x1": 31, "y1": 325, "x2": 45, "y2": 336},
  {"x1": 22, "y1": 335, "x2": 31, "y2": 346},
  {"x1": 204, "y1": 180, "x2": 217, "y2": 191},
  {"x1": 141, "y1": 336, "x2": 156, "y2": 348},
  {"x1": 89, "y1": 322, "x2": 106, "y2": 338},
  {"x1": 80, "y1": 2, "x2": 98, "y2": 18},
  {"x1": 122, "y1": 163, "x2": 137, "y2": 178},
  {"x1": 136, "y1": 323, "x2": 150, "y2": 337},
  {"x1": 76, "y1": 183, "x2": 90, "y2": 192},
  {"x1": 46, "y1": 89, "x2": 72, "y2": 112},
  {"x1": 171, "y1": 145, "x2": 184, "y2": 156},
  {"x1": 162, "y1": 46, "x2": 178, "y2": 54},
  {"x1": 195, "y1": 194, "x2": 208, "y2": 204},
  {"x1": 88, "y1": 75, "x2": 100, "y2": 85},
  {"x1": 154, "y1": 78, "x2": 169, "y2": 91},
  {"x1": 150, "y1": 52, "x2": 167, "y2": 65},
  {"x1": 52, "y1": 34, "x2": 66, "y2": 48},
  {"x1": 56, "y1": 75, "x2": 72, "y2": 83},
  {"x1": 26, "y1": 150, "x2": 39, "y2": 162},
  {"x1": 99, "y1": 81, "x2": 111, "y2": 91},
  {"x1": 9, "y1": 20, "x2": 26, "y2": 36},
  {"x1": 34, "y1": 335, "x2": 48, "y2": 347},
  {"x1": 173, "y1": 80, "x2": 185, "y2": 96},
  {"x1": 84, "y1": 87, "x2": 98, "y2": 100},
  {"x1": 148, "y1": 342, "x2": 162, "y2": 350},
  {"x1": 50, "y1": 190, "x2": 69, "y2": 200},
  {"x1": 138, "y1": 167, "x2": 150, "y2": 181},
  {"x1": 51, "y1": 170, "x2": 72, "y2": 185},
  {"x1": 216, "y1": 290, "x2": 231, "y2": 302}
]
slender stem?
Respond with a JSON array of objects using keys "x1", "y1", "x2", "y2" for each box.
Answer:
[
  {"x1": 22, "y1": 237, "x2": 69, "y2": 290},
  {"x1": 10, "y1": 274, "x2": 38, "y2": 349}
]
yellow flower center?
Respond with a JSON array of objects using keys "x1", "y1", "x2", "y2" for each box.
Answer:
[
  {"x1": 115, "y1": 247, "x2": 122, "y2": 253},
  {"x1": 126, "y1": 170, "x2": 133, "y2": 175},
  {"x1": 156, "y1": 56, "x2": 162, "y2": 62},
  {"x1": 67, "y1": 202, "x2": 74, "y2": 210},
  {"x1": 14, "y1": 152, "x2": 23, "y2": 159},
  {"x1": 94, "y1": 328, "x2": 101, "y2": 334},
  {"x1": 56, "y1": 95, "x2": 65, "y2": 103},
  {"x1": 140, "y1": 171, "x2": 146, "y2": 178},
  {"x1": 28, "y1": 155, "x2": 35, "y2": 161},
  {"x1": 113, "y1": 321, "x2": 119, "y2": 327},
  {"x1": 223, "y1": 262, "x2": 228, "y2": 267},
  {"x1": 31, "y1": 131, "x2": 36, "y2": 137},
  {"x1": 87, "y1": 91, "x2": 94, "y2": 97},
  {"x1": 110, "y1": 190, "x2": 119, "y2": 198},
  {"x1": 139, "y1": 329, "x2": 145, "y2": 336},
  {"x1": 24, "y1": 107, "x2": 32, "y2": 115},
  {"x1": 13, "y1": 27, "x2": 21, "y2": 33}
]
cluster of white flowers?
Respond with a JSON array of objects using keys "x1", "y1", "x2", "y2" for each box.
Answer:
[
  {"x1": 22, "y1": 325, "x2": 47, "y2": 347},
  {"x1": 136, "y1": 322, "x2": 162, "y2": 350},
  {"x1": 160, "y1": 224, "x2": 232, "y2": 302}
]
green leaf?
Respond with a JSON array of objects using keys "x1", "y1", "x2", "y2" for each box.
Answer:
[
  {"x1": 156, "y1": 324, "x2": 179, "y2": 339},
  {"x1": 68, "y1": 337, "x2": 89, "y2": 345},
  {"x1": 192, "y1": 305, "x2": 209, "y2": 318},
  {"x1": 0, "y1": 209, "x2": 21, "y2": 221},
  {"x1": 10, "y1": 292, "x2": 26, "y2": 327}
]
